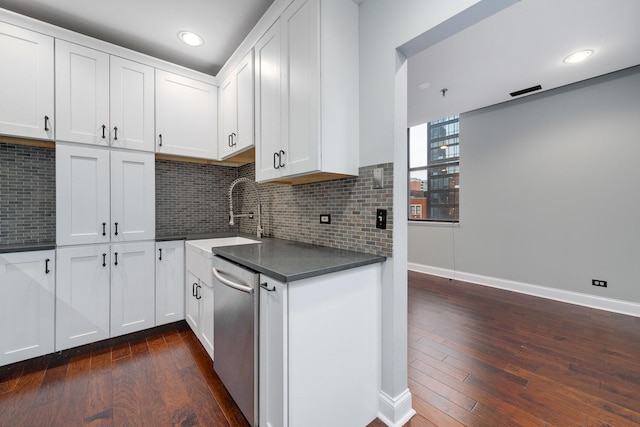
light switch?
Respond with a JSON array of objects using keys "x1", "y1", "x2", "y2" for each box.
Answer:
[{"x1": 376, "y1": 209, "x2": 387, "y2": 229}]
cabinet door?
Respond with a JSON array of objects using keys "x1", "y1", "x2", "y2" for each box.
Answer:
[
  {"x1": 281, "y1": 0, "x2": 321, "y2": 177},
  {"x1": 235, "y1": 50, "x2": 255, "y2": 154},
  {"x1": 255, "y1": 21, "x2": 283, "y2": 182},
  {"x1": 155, "y1": 70, "x2": 217, "y2": 159},
  {"x1": 56, "y1": 245, "x2": 110, "y2": 351},
  {"x1": 110, "y1": 56, "x2": 155, "y2": 152},
  {"x1": 199, "y1": 280, "x2": 215, "y2": 360},
  {"x1": 218, "y1": 73, "x2": 237, "y2": 159},
  {"x1": 110, "y1": 242, "x2": 155, "y2": 337},
  {"x1": 0, "y1": 250, "x2": 55, "y2": 366},
  {"x1": 0, "y1": 22, "x2": 54, "y2": 140},
  {"x1": 56, "y1": 143, "x2": 111, "y2": 246},
  {"x1": 259, "y1": 277, "x2": 288, "y2": 427},
  {"x1": 185, "y1": 271, "x2": 200, "y2": 333},
  {"x1": 155, "y1": 241, "x2": 185, "y2": 326},
  {"x1": 110, "y1": 150, "x2": 155, "y2": 242},
  {"x1": 55, "y1": 40, "x2": 109, "y2": 145}
]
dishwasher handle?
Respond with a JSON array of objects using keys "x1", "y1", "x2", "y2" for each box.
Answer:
[{"x1": 212, "y1": 267, "x2": 255, "y2": 295}]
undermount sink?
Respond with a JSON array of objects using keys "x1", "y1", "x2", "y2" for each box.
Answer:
[{"x1": 186, "y1": 237, "x2": 261, "y2": 258}]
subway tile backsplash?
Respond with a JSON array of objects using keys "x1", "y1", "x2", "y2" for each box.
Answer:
[
  {"x1": 0, "y1": 142, "x2": 56, "y2": 245},
  {"x1": 236, "y1": 163, "x2": 393, "y2": 258},
  {"x1": 2, "y1": 141, "x2": 392, "y2": 258}
]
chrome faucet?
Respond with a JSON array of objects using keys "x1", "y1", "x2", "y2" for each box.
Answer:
[{"x1": 228, "y1": 177, "x2": 263, "y2": 238}]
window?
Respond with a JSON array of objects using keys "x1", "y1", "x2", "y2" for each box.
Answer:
[{"x1": 409, "y1": 115, "x2": 459, "y2": 221}]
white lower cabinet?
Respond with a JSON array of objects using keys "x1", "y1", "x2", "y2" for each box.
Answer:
[
  {"x1": 56, "y1": 245, "x2": 111, "y2": 351},
  {"x1": 260, "y1": 264, "x2": 381, "y2": 427},
  {"x1": 185, "y1": 271, "x2": 215, "y2": 359},
  {"x1": 155, "y1": 241, "x2": 185, "y2": 326},
  {"x1": 56, "y1": 241, "x2": 155, "y2": 351},
  {"x1": 0, "y1": 250, "x2": 55, "y2": 367}
]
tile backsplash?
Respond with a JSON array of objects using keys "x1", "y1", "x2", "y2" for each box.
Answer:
[
  {"x1": 2, "y1": 141, "x2": 393, "y2": 258},
  {"x1": 155, "y1": 159, "x2": 238, "y2": 237},
  {"x1": 236, "y1": 163, "x2": 393, "y2": 258},
  {"x1": 0, "y1": 142, "x2": 56, "y2": 245}
]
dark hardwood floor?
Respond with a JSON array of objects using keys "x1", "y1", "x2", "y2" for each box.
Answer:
[
  {"x1": 2, "y1": 272, "x2": 640, "y2": 426},
  {"x1": 400, "y1": 271, "x2": 640, "y2": 426}
]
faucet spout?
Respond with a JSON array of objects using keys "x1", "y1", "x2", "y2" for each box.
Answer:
[{"x1": 228, "y1": 177, "x2": 263, "y2": 238}]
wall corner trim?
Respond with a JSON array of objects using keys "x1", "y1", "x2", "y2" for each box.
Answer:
[
  {"x1": 377, "y1": 389, "x2": 416, "y2": 427},
  {"x1": 408, "y1": 263, "x2": 640, "y2": 318}
]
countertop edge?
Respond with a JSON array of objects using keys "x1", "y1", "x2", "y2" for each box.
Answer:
[{"x1": 0, "y1": 243, "x2": 56, "y2": 254}]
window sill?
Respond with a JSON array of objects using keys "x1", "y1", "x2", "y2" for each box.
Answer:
[{"x1": 408, "y1": 220, "x2": 460, "y2": 228}]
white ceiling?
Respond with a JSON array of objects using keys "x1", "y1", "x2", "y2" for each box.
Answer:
[
  {"x1": 407, "y1": 0, "x2": 640, "y2": 126},
  {"x1": 0, "y1": 0, "x2": 274, "y2": 76}
]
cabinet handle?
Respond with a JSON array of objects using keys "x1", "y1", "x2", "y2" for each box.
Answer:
[
  {"x1": 279, "y1": 150, "x2": 286, "y2": 168},
  {"x1": 114, "y1": 222, "x2": 119, "y2": 236},
  {"x1": 44, "y1": 115, "x2": 50, "y2": 132},
  {"x1": 102, "y1": 124, "x2": 106, "y2": 139},
  {"x1": 45, "y1": 258, "x2": 50, "y2": 274},
  {"x1": 231, "y1": 132, "x2": 237, "y2": 146},
  {"x1": 260, "y1": 282, "x2": 276, "y2": 292},
  {"x1": 102, "y1": 253, "x2": 107, "y2": 267},
  {"x1": 114, "y1": 252, "x2": 118, "y2": 266},
  {"x1": 273, "y1": 152, "x2": 279, "y2": 170},
  {"x1": 192, "y1": 282, "x2": 198, "y2": 297},
  {"x1": 228, "y1": 134, "x2": 233, "y2": 147},
  {"x1": 102, "y1": 222, "x2": 106, "y2": 236},
  {"x1": 113, "y1": 126, "x2": 118, "y2": 141},
  {"x1": 158, "y1": 248, "x2": 162, "y2": 261},
  {"x1": 196, "y1": 284, "x2": 202, "y2": 300},
  {"x1": 158, "y1": 134, "x2": 163, "y2": 147}
]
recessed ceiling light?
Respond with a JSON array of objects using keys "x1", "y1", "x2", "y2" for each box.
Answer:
[
  {"x1": 563, "y1": 49, "x2": 594, "y2": 64},
  {"x1": 178, "y1": 31, "x2": 204, "y2": 47}
]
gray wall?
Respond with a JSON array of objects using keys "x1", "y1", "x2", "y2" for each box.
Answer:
[
  {"x1": 0, "y1": 142, "x2": 55, "y2": 245},
  {"x1": 409, "y1": 66, "x2": 640, "y2": 303}
]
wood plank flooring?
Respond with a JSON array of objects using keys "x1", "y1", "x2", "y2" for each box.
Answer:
[
  {"x1": 0, "y1": 322, "x2": 249, "y2": 426},
  {"x1": 399, "y1": 271, "x2": 640, "y2": 426},
  {"x1": 2, "y1": 272, "x2": 640, "y2": 426}
]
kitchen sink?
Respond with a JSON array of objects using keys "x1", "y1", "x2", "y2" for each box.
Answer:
[{"x1": 186, "y1": 237, "x2": 261, "y2": 258}]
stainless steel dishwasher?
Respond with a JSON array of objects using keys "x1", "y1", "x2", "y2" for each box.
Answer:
[{"x1": 211, "y1": 255, "x2": 259, "y2": 427}]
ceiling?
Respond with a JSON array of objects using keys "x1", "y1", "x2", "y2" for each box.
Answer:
[
  {"x1": 407, "y1": 0, "x2": 640, "y2": 126},
  {"x1": 0, "y1": 0, "x2": 274, "y2": 76}
]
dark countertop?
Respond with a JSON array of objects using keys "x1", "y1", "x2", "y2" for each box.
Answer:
[
  {"x1": 0, "y1": 242, "x2": 56, "y2": 254},
  {"x1": 156, "y1": 231, "x2": 254, "y2": 242},
  {"x1": 212, "y1": 238, "x2": 385, "y2": 283}
]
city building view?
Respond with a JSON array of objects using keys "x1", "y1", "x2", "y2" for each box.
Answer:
[{"x1": 409, "y1": 115, "x2": 460, "y2": 221}]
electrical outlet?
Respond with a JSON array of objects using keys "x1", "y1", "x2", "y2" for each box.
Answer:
[
  {"x1": 376, "y1": 209, "x2": 387, "y2": 229},
  {"x1": 592, "y1": 279, "x2": 607, "y2": 287}
]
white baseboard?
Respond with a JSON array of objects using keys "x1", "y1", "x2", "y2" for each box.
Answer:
[
  {"x1": 377, "y1": 389, "x2": 416, "y2": 427},
  {"x1": 408, "y1": 262, "x2": 640, "y2": 318}
]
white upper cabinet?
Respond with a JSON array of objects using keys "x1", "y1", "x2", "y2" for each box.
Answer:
[
  {"x1": 56, "y1": 142, "x2": 155, "y2": 246},
  {"x1": 55, "y1": 40, "x2": 110, "y2": 146},
  {"x1": 219, "y1": 50, "x2": 254, "y2": 160},
  {"x1": 55, "y1": 40, "x2": 155, "y2": 151},
  {"x1": 0, "y1": 22, "x2": 54, "y2": 140},
  {"x1": 255, "y1": 0, "x2": 359, "y2": 184},
  {"x1": 109, "y1": 56, "x2": 155, "y2": 151},
  {"x1": 156, "y1": 70, "x2": 218, "y2": 159},
  {"x1": 0, "y1": 250, "x2": 55, "y2": 366}
]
